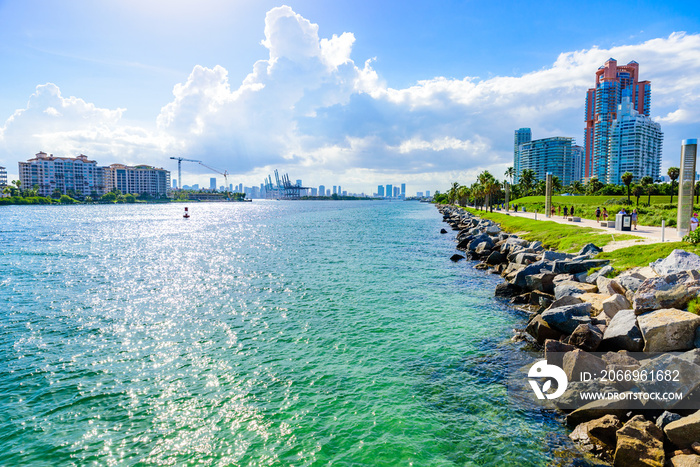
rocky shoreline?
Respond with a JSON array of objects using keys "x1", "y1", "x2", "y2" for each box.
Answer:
[{"x1": 438, "y1": 204, "x2": 700, "y2": 467}]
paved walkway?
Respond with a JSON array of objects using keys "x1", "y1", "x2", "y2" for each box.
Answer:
[{"x1": 489, "y1": 207, "x2": 683, "y2": 251}]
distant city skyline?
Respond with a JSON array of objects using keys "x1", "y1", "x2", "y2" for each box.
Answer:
[{"x1": 1, "y1": 2, "x2": 699, "y2": 193}]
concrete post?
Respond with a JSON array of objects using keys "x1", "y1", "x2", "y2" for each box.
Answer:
[
  {"x1": 545, "y1": 173, "x2": 553, "y2": 218},
  {"x1": 678, "y1": 139, "x2": 697, "y2": 236}
]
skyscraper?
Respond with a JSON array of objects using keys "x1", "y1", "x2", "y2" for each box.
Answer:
[
  {"x1": 400, "y1": 183, "x2": 406, "y2": 197},
  {"x1": 607, "y1": 97, "x2": 663, "y2": 184},
  {"x1": 513, "y1": 128, "x2": 532, "y2": 183},
  {"x1": 210, "y1": 177, "x2": 216, "y2": 190},
  {"x1": 585, "y1": 59, "x2": 651, "y2": 181},
  {"x1": 518, "y1": 137, "x2": 575, "y2": 186},
  {"x1": 385, "y1": 184, "x2": 392, "y2": 198},
  {"x1": 319, "y1": 185, "x2": 325, "y2": 197},
  {"x1": 378, "y1": 185, "x2": 385, "y2": 197}
]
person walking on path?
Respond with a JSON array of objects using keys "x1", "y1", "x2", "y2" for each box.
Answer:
[
  {"x1": 551, "y1": 205, "x2": 556, "y2": 217},
  {"x1": 570, "y1": 206, "x2": 575, "y2": 216},
  {"x1": 691, "y1": 213, "x2": 699, "y2": 232},
  {"x1": 595, "y1": 207, "x2": 601, "y2": 223},
  {"x1": 558, "y1": 205, "x2": 561, "y2": 216},
  {"x1": 563, "y1": 206, "x2": 568, "y2": 217},
  {"x1": 602, "y1": 208, "x2": 608, "y2": 221},
  {"x1": 631, "y1": 209, "x2": 638, "y2": 230}
]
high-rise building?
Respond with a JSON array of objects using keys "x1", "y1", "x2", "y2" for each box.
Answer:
[
  {"x1": 332, "y1": 185, "x2": 337, "y2": 195},
  {"x1": 19, "y1": 152, "x2": 106, "y2": 197},
  {"x1": 319, "y1": 185, "x2": 325, "y2": 197},
  {"x1": 311, "y1": 188, "x2": 317, "y2": 196},
  {"x1": 338, "y1": 185, "x2": 341, "y2": 195},
  {"x1": 0, "y1": 166, "x2": 7, "y2": 187},
  {"x1": 296, "y1": 179, "x2": 302, "y2": 187},
  {"x1": 514, "y1": 128, "x2": 532, "y2": 183},
  {"x1": 378, "y1": 185, "x2": 385, "y2": 197},
  {"x1": 518, "y1": 137, "x2": 575, "y2": 186},
  {"x1": 386, "y1": 184, "x2": 392, "y2": 198},
  {"x1": 572, "y1": 145, "x2": 585, "y2": 184},
  {"x1": 210, "y1": 177, "x2": 216, "y2": 190},
  {"x1": 326, "y1": 189, "x2": 331, "y2": 196},
  {"x1": 606, "y1": 97, "x2": 663, "y2": 185},
  {"x1": 585, "y1": 58, "x2": 651, "y2": 181},
  {"x1": 103, "y1": 164, "x2": 171, "y2": 197},
  {"x1": 401, "y1": 183, "x2": 406, "y2": 197},
  {"x1": 393, "y1": 186, "x2": 399, "y2": 197},
  {"x1": 426, "y1": 190, "x2": 430, "y2": 197}
]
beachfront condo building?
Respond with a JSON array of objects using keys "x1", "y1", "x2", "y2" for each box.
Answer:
[
  {"x1": 377, "y1": 185, "x2": 385, "y2": 197},
  {"x1": 19, "y1": 152, "x2": 106, "y2": 197},
  {"x1": 584, "y1": 58, "x2": 652, "y2": 182},
  {"x1": 517, "y1": 136, "x2": 575, "y2": 186},
  {"x1": 572, "y1": 145, "x2": 585, "y2": 184},
  {"x1": 318, "y1": 185, "x2": 325, "y2": 197},
  {"x1": 103, "y1": 164, "x2": 170, "y2": 197},
  {"x1": 0, "y1": 166, "x2": 7, "y2": 187},
  {"x1": 513, "y1": 128, "x2": 532, "y2": 183},
  {"x1": 606, "y1": 97, "x2": 663, "y2": 185}
]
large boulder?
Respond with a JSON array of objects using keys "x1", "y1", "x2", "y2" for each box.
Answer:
[
  {"x1": 511, "y1": 260, "x2": 550, "y2": 289},
  {"x1": 450, "y1": 254, "x2": 465, "y2": 262},
  {"x1": 525, "y1": 272, "x2": 557, "y2": 294},
  {"x1": 679, "y1": 348, "x2": 700, "y2": 367},
  {"x1": 586, "y1": 265, "x2": 615, "y2": 284},
  {"x1": 601, "y1": 294, "x2": 632, "y2": 320},
  {"x1": 554, "y1": 280, "x2": 598, "y2": 300},
  {"x1": 474, "y1": 241, "x2": 494, "y2": 256},
  {"x1": 484, "y1": 224, "x2": 501, "y2": 236},
  {"x1": 568, "y1": 323, "x2": 604, "y2": 352},
  {"x1": 597, "y1": 276, "x2": 627, "y2": 296},
  {"x1": 600, "y1": 309, "x2": 644, "y2": 352},
  {"x1": 578, "y1": 243, "x2": 603, "y2": 257},
  {"x1": 633, "y1": 270, "x2": 700, "y2": 314},
  {"x1": 636, "y1": 354, "x2": 700, "y2": 409},
  {"x1": 566, "y1": 398, "x2": 634, "y2": 427},
  {"x1": 669, "y1": 454, "x2": 700, "y2": 467},
  {"x1": 514, "y1": 252, "x2": 540, "y2": 265},
  {"x1": 540, "y1": 303, "x2": 593, "y2": 335},
  {"x1": 665, "y1": 410, "x2": 700, "y2": 449},
  {"x1": 656, "y1": 411, "x2": 683, "y2": 430},
  {"x1": 651, "y1": 249, "x2": 700, "y2": 276},
  {"x1": 525, "y1": 315, "x2": 563, "y2": 344},
  {"x1": 569, "y1": 414, "x2": 621, "y2": 462},
  {"x1": 547, "y1": 295, "x2": 584, "y2": 309},
  {"x1": 485, "y1": 250, "x2": 507, "y2": 266},
  {"x1": 542, "y1": 250, "x2": 575, "y2": 262},
  {"x1": 551, "y1": 259, "x2": 610, "y2": 275},
  {"x1": 544, "y1": 339, "x2": 575, "y2": 368},
  {"x1": 467, "y1": 233, "x2": 494, "y2": 252},
  {"x1": 613, "y1": 415, "x2": 665, "y2": 467},
  {"x1": 495, "y1": 281, "x2": 522, "y2": 298},
  {"x1": 578, "y1": 292, "x2": 611, "y2": 316},
  {"x1": 563, "y1": 348, "x2": 606, "y2": 382},
  {"x1": 637, "y1": 308, "x2": 700, "y2": 352},
  {"x1": 615, "y1": 271, "x2": 648, "y2": 293}
]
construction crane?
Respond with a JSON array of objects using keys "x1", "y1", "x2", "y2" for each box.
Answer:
[{"x1": 170, "y1": 157, "x2": 229, "y2": 190}]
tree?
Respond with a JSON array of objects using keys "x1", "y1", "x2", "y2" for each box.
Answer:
[
  {"x1": 551, "y1": 176, "x2": 562, "y2": 194},
  {"x1": 59, "y1": 194, "x2": 75, "y2": 204},
  {"x1": 518, "y1": 169, "x2": 536, "y2": 197},
  {"x1": 640, "y1": 176, "x2": 654, "y2": 206},
  {"x1": 447, "y1": 182, "x2": 460, "y2": 205},
  {"x1": 124, "y1": 194, "x2": 136, "y2": 203},
  {"x1": 101, "y1": 192, "x2": 118, "y2": 202},
  {"x1": 632, "y1": 185, "x2": 643, "y2": 207},
  {"x1": 668, "y1": 167, "x2": 680, "y2": 205},
  {"x1": 621, "y1": 172, "x2": 634, "y2": 202},
  {"x1": 457, "y1": 185, "x2": 470, "y2": 207},
  {"x1": 504, "y1": 166, "x2": 515, "y2": 185},
  {"x1": 534, "y1": 180, "x2": 546, "y2": 196},
  {"x1": 586, "y1": 177, "x2": 604, "y2": 195}
]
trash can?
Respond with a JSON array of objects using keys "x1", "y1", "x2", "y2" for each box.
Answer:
[{"x1": 615, "y1": 212, "x2": 632, "y2": 231}]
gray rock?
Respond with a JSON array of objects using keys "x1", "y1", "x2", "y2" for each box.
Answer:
[
  {"x1": 586, "y1": 265, "x2": 615, "y2": 284},
  {"x1": 525, "y1": 315, "x2": 563, "y2": 344},
  {"x1": 468, "y1": 234, "x2": 494, "y2": 252},
  {"x1": 474, "y1": 241, "x2": 493, "y2": 256},
  {"x1": 651, "y1": 249, "x2": 700, "y2": 276},
  {"x1": 551, "y1": 259, "x2": 610, "y2": 275},
  {"x1": 574, "y1": 271, "x2": 589, "y2": 283},
  {"x1": 568, "y1": 323, "x2": 604, "y2": 351},
  {"x1": 600, "y1": 309, "x2": 643, "y2": 352},
  {"x1": 669, "y1": 454, "x2": 700, "y2": 466},
  {"x1": 554, "y1": 280, "x2": 598, "y2": 300},
  {"x1": 511, "y1": 260, "x2": 550, "y2": 289},
  {"x1": 596, "y1": 276, "x2": 626, "y2": 296},
  {"x1": 656, "y1": 411, "x2": 683, "y2": 430},
  {"x1": 507, "y1": 247, "x2": 536, "y2": 263},
  {"x1": 495, "y1": 281, "x2": 522, "y2": 298},
  {"x1": 542, "y1": 250, "x2": 575, "y2": 262},
  {"x1": 541, "y1": 303, "x2": 593, "y2": 335},
  {"x1": 569, "y1": 414, "x2": 620, "y2": 462},
  {"x1": 544, "y1": 339, "x2": 576, "y2": 368},
  {"x1": 615, "y1": 272, "x2": 647, "y2": 293},
  {"x1": 637, "y1": 354, "x2": 700, "y2": 409},
  {"x1": 440, "y1": 228, "x2": 448, "y2": 234},
  {"x1": 552, "y1": 273, "x2": 576, "y2": 283},
  {"x1": 678, "y1": 348, "x2": 700, "y2": 367},
  {"x1": 601, "y1": 294, "x2": 632, "y2": 320},
  {"x1": 665, "y1": 409, "x2": 700, "y2": 449},
  {"x1": 514, "y1": 252, "x2": 539, "y2": 265},
  {"x1": 548, "y1": 295, "x2": 584, "y2": 310},
  {"x1": 485, "y1": 250, "x2": 507, "y2": 266},
  {"x1": 637, "y1": 308, "x2": 700, "y2": 352},
  {"x1": 563, "y1": 348, "x2": 607, "y2": 382},
  {"x1": 529, "y1": 240, "x2": 544, "y2": 251},
  {"x1": 578, "y1": 243, "x2": 603, "y2": 256},
  {"x1": 450, "y1": 254, "x2": 465, "y2": 262},
  {"x1": 566, "y1": 396, "x2": 634, "y2": 427},
  {"x1": 484, "y1": 224, "x2": 501, "y2": 236},
  {"x1": 525, "y1": 272, "x2": 557, "y2": 294}
]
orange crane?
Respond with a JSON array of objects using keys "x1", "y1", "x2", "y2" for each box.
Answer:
[{"x1": 170, "y1": 157, "x2": 229, "y2": 190}]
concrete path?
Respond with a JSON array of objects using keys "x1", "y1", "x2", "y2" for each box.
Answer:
[{"x1": 486, "y1": 207, "x2": 683, "y2": 251}]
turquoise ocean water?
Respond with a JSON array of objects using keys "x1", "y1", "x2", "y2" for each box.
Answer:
[{"x1": 0, "y1": 201, "x2": 585, "y2": 466}]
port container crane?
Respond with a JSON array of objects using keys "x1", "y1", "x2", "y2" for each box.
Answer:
[{"x1": 170, "y1": 157, "x2": 229, "y2": 189}]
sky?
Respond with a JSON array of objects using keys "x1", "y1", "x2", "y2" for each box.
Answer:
[{"x1": 1, "y1": 0, "x2": 699, "y2": 195}]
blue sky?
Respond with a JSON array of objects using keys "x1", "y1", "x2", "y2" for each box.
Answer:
[{"x1": 1, "y1": 0, "x2": 699, "y2": 193}]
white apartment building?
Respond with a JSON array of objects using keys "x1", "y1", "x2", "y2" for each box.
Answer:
[
  {"x1": 18, "y1": 152, "x2": 105, "y2": 197},
  {"x1": 103, "y1": 164, "x2": 170, "y2": 197}
]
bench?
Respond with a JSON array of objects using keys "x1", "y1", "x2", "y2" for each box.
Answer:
[
  {"x1": 601, "y1": 221, "x2": 615, "y2": 228},
  {"x1": 567, "y1": 217, "x2": 581, "y2": 222}
]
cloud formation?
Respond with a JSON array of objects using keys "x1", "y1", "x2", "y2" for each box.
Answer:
[{"x1": 2, "y1": 6, "x2": 700, "y2": 191}]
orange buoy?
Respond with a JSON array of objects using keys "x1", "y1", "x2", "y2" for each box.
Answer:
[{"x1": 183, "y1": 207, "x2": 190, "y2": 218}]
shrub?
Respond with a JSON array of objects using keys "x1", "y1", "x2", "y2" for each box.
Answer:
[
  {"x1": 683, "y1": 229, "x2": 700, "y2": 244},
  {"x1": 688, "y1": 297, "x2": 700, "y2": 315}
]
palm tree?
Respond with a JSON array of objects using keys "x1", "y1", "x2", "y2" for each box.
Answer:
[
  {"x1": 551, "y1": 175, "x2": 562, "y2": 194},
  {"x1": 448, "y1": 182, "x2": 460, "y2": 205},
  {"x1": 632, "y1": 185, "x2": 643, "y2": 207},
  {"x1": 668, "y1": 167, "x2": 680, "y2": 205},
  {"x1": 504, "y1": 166, "x2": 515, "y2": 185},
  {"x1": 586, "y1": 177, "x2": 604, "y2": 195},
  {"x1": 640, "y1": 176, "x2": 654, "y2": 206},
  {"x1": 477, "y1": 171, "x2": 495, "y2": 210},
  {"x1": 621, "y1": 172, "x2": 634, "y2": 202},
  {"x1": 535, "y1": 180, "x2": 546, "y2": 196},
  {"x1": 571, "y1": 180, "x2": 584, "y2": 195},
  {"x1": 519, "y1": 169, "x2": 536, "y2": 197},
  {"x1": 457, "y1": 185, "x2": 470, "y2": 207}
]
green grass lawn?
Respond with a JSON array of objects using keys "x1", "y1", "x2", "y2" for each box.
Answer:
[
  {"x1": 508, "y1": 195, "x2": 698, "y2": 227},
  {"x1": 597, "y1": 242, "x2": 700, "y2": 271},
  {"x1": 462, "y1": 207, "x2": 641, "y2": 253}
]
